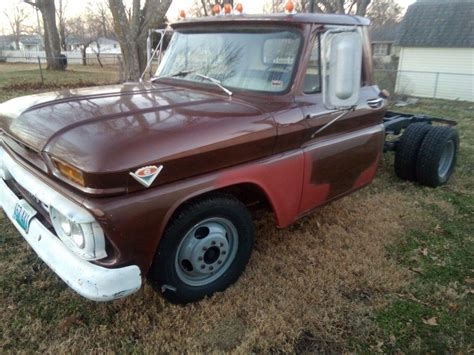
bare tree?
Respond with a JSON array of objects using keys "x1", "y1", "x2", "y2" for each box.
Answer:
[
  {"x1": 56, "y1": 0, "x2": 68, "y2": 51},
  {"x1": 67, "y1": 16, "x2": 95, "y2": 65},
  {"x1": 108, "y1": 0, "x2": 172, "y2": 81},
  {"x1": 4, "y1": 2, "x2": 31, "y2": 50},
  {"x1": 24, "y1": 0, "x2": 64, "y2": 70},
  {"x1": 366, "y1": 0, "x2": 402, "y2": 27},
  {"x1": 88, "y1": 1, "x2": 114, "y2": 38}
]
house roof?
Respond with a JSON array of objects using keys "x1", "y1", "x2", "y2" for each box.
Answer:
[
  {"x1": 370, "y1": 22, "x2": 401, "y2": 43},
  {"x1": 397, "y1": 0, "x2": 474, "y2": 48},
  {"x1": 19, "y1": 35, "x2": 42, "y2": 45}
]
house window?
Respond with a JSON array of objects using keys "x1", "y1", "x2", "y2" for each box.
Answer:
[{"x1": 373, "y1": 43, "x2": 391, "y2": 57}]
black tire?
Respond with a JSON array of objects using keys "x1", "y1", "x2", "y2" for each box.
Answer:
[
  {"x1": 148, "y1": 193, "x2": 255, "y2": 304},
  {"x1": 416, "y1": 126, "x2": 459, "y2": 187},
  {"x1": 394, "y1": 123, "x2": 433, "y2": 181}
]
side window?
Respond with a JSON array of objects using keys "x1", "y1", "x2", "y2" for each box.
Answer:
[{"x1": 303, "y1": 36, "x2": 321, "y2": 94}]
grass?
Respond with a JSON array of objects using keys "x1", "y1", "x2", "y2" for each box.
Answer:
[
  {"x1": 0, "y1": 63, "x2": 119, "y2": 102},
  {"x1": 0, "y1": 65, "x2": 472, "y2": 352}
]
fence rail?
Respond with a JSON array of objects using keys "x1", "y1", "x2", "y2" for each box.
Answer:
[
  {"x1": 374, "y1": 69, "x2": 474, "y2": 102},
  {"x1": 0, "y1": 52, "x2": 123, "y2": 66}
]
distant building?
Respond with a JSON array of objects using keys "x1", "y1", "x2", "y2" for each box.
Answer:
[
  {"x1": 370, "y1": 22, "x2": 401, "y2": 62},
  {"x1": 395, "y1": 0, "x2": 474, "y2": 101},
  {"x1": 87, "y1": 37, "x2": 121, "y2": 54},
  {"x1": 0, "y1": 35, "x2": 43, "y2": 51}
]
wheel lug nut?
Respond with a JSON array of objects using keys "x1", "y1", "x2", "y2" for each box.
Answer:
[
  {"x1": 222, "y1": 251, "x2": 226, "y2": 255},
  {"x1": 198, "y1": 256, "x2": 203, "y2": 261},
  {"x1": 201, "y1": 265, "x2": 205, "y2": 269},
  {"x1": 209, "y1": 266, "x2": 214, "y2": 271},
  {"x1": 203, "y1": 247, "x2": 207, "y2": 251},
  {"x1": 211, "y1": 241, "x2": 216, "y2": 245},
  {"x1": 217, "y1": 260, "x2": 222, "y2": 264},
  {"x1": 220, "y1": 243, "x2": 224, "y2": 247}
]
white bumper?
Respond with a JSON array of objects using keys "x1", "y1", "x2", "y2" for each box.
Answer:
[{"x1": 0, "y1": 147, "x2": 142, "y2": 301}]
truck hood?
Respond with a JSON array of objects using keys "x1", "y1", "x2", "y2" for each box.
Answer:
[{"x1": 0, "y1": 82, "x2": 276, "y2": 193}]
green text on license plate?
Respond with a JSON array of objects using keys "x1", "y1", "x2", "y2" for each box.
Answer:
[{"x1": 13, "y1": 200, "x2": 37, "y2": 232}]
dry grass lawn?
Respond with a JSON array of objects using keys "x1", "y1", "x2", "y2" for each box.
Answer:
[{"x1": 0, "y1": 65, "x2": 472, "y2": 352}]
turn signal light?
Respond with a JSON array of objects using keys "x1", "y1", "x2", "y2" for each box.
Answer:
[
  {"x1": 53, "y1": 159, "x2": 85, "y2": 186},
  {"x1": 235, "y1": 3, "x2": 243, "y2": 13}
]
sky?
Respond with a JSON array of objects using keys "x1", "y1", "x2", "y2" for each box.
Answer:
[{"x1": 0, "y1": 0, "x2": 417, "y2": 35}]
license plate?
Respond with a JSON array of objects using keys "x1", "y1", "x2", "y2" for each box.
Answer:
[{"x1": 13, "y1": 200, "x2": 37, "y2": 233}]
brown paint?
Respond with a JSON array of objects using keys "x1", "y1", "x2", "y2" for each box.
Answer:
[{"x1": 0, "y1": 14, "x2": 386, "y2": 274}]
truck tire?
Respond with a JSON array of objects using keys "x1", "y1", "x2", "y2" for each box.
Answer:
[
  {"x1": 148, "y1": 193, "x2": 255, "y2": 304},
  {"x1": 394, "y1": 123, "x2": 433, "y2": 181},
  {"x1": 416, "y1": 126, "x2": 459, "y2": 187}
]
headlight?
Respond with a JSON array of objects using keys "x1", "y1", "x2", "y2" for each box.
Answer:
[{"x1": 50, "y1": 207, "x2": 106, "y2": 260}]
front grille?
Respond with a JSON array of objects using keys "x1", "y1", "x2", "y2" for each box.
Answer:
[{"x1": 6, "y1": 179, "x2": 55, "y2": 231}]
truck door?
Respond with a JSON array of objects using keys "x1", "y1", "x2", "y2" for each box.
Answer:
[{"x1": 297, "y1": 28, "x2": 386, "y2": 215}]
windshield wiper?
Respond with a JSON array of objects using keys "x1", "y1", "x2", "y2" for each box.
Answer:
[
  {"x1": 152, "y1": 71, "x2": 233, "y2": 96},
  {"x1": 194, "y1": 73, "x2": 233, "y2": 96},
  {"x1": 151, "y1": 69, "x2": 196, "y2": 82}
]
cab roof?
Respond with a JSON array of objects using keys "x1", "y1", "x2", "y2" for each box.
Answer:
[{"x1": 171, "y1": 13, "x2": 370, "y2": 29}]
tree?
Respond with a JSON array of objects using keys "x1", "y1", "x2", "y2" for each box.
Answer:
[
  {"x1": 366, "y1": 0, "x2": 402, "y2": 28},
  {"x1": 88, "y1": 1, "x2": 114, "y2": 39},
  {"x1": 67, "y1": 16, "x2": 95, "y2": 65},
  {"x1": 108, "y1": 0, "x2": 172, "y2": 81},
  {"x1": 3, "y1": 2, "x2": 31, "y2": 50},
  {"x1": 56, "y1": 0, "x2": 68, "y2": 51},
  {"x1": 24, "y1": 0, "x2": 64, "y2": 70}
]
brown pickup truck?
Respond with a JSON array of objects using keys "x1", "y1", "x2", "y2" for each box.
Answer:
[{"x1": 0, "y1": 14, "x2": 459, "y2": 303}]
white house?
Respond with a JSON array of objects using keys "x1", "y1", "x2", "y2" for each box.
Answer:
[
  {"x1": 395, "y1": 0, "x2": 474, "y2": 102},
  {"x1": 87, "y1": 37, "x2": 121, "y2": 54}
]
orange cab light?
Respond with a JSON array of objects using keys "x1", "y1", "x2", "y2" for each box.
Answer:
[
  {"x1": 53, "y1": 159, "x2": 85, "y2": 186},
  {"x1": 285, "y1": 0, "x2": 295, "y2": 13},
  {"x1": 212, "y1": 4, "x2": 221, "y2": 14},
  {"x1": 235, "y1": 3, "x2": 243, "y2": 13},
  {"x1": 224, "y1": 3, "x2": 232, "y2": 14},
  {"x1": 179, "y1": 9, "x2": 186, "y2": 18}
]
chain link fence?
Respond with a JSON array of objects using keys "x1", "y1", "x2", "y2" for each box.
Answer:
[{"x1": 374, "y1": 69, "x2": 474, "y2": 102}]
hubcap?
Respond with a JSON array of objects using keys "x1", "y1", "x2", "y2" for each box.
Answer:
[
  {"x1": 438, "y1": 140, "x2": 455, "y2": 179},
  {"x1": 175, "y1": 217, "x2": 238, "y2": 286}
]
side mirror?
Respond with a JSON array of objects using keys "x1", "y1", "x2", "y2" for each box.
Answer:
[{"x1": 321, "y1": 29, "x2": 363, "y2": 110}]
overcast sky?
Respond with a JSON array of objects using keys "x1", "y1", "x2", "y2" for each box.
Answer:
[{"x1": 0, "y1": 0, "x2": 417, "y2": 35}]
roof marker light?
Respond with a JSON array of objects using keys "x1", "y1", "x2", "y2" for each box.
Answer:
[
  {"x1": 212, "y1": 4, "x2": 221, "y2": 15},
  {"x1": 285, "y1": 0, "x2": 295, "y2": 13},
  {"x1": 224, "y1": 3, "x2": 232, "y2": 15},
  {"x1": 235, "y1": 3, "x2": 243, "y2": 14},
  {"x1": 179, "y1": 9, "x2": 186, "y2": 19}
]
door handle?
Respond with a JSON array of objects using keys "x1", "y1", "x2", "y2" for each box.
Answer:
[{"x1": 367, "y1": 97, "x2": 384, "y2": 109}]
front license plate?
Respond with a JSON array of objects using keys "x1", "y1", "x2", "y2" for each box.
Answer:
[{"x1": 13, "y1": 200, "x2": 37, "y2": 233}]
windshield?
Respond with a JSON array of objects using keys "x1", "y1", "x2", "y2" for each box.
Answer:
[{"x1": 155, "y1": 29, "x2": 302, "y2": 94}]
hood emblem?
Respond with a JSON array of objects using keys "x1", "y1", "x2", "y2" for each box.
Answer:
[{"x1": 130, "y1": 165, "x2": 163, "y2": 188}]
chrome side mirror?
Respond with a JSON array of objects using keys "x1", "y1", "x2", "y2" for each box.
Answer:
[{"x1": 321, "y1": 28, "x2": 363, "y2": 110}]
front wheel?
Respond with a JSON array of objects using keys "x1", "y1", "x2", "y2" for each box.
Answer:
[{"x1": 148, "y1": 194, "x2": 255, "y2": 304}]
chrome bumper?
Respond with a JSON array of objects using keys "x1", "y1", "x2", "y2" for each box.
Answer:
[{"x1": 0, "y1": 147, "x2": 142, "y2": 301}]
